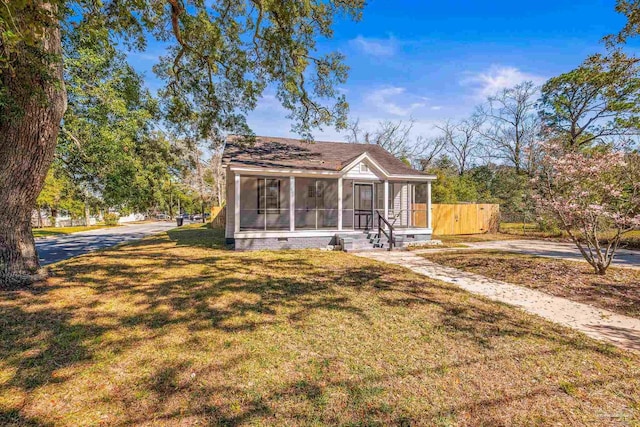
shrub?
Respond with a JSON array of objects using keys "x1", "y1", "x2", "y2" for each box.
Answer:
[{"x1": 104, "y1": 213, "x2": 119, "y2": 226}]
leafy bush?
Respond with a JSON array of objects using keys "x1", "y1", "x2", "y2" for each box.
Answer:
[{"x1": 103, "y1": 213, "x2": 119, "y2": 226}]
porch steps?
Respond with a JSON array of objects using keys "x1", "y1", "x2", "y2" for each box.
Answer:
[{"x1": 336, "y1": 231, "x2": 406, "y2": 252}]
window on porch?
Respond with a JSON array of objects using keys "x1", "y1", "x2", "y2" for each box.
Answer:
[
  {"x1": 295, "y1": 178, "x2": 338, "y2": 229},
  {"x1": 388, "y1": 182, "x2": 428, "y2": 228},
  {"x1": 239, "y1": 177, "x2": 290, "y2": 230}
]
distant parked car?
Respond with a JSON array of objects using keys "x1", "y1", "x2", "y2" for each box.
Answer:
[{"x1": 156, "y1": 213, "x2": 170, "y2": 220}]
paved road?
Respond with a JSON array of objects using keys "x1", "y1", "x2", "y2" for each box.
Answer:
[
  {"x1": 36, "y1": 221, "x2": 177, "y2": 265},
  {"x1": 460, "y1": 239, "x2": 640, "y2": 269}
]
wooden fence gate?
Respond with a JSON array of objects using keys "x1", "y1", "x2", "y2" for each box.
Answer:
[
  {"x1": 431, "y1": 203, "x2": 499, "y2": 235},
  {"x1": 210, "y1": 205, "x2": 226, "y2": 229}
]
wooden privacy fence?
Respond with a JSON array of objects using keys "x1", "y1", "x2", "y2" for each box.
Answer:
[
  {"x1": 430, "y1": 203, "x2": 499, "y2": 235},
  {"x1": 210, "y1": 205, "x2": 226, "y2": 229}
]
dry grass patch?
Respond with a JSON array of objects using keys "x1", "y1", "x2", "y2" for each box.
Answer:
[
  {"x1": 434, "y1": 233, "x2": 530, "y2": 244},
  {"x1": 1, "y1": 225, "x2": 640, "y2": 425},
  {"x1": 32, "y1": 224, "x2": 118, "y2": 238},
  {"x1": 407, "y1": 242, "x2": 469, "y2": 251},
  {"x1": 420, "y1": 250, "x2": 640, "y2": 319},
  {"x1": 500, "y1": 223, "x2": 640, "y2": 250}
]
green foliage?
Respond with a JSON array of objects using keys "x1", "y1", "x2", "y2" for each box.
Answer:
[
  {"x1": 486, "y1": 167, "x2": 532, "y2": 222},
  {"x1": 56, "y1": 25, "x2": 174, "y2": 214},
  {"x1": 103, "y1": 213, "x2": 119, "y2": 226},
  {"x1": 429, "y1": 157, "x2": 480, "y2": 203},
  {"x1": 5, "y1": 1, "x2": 364, "y2": 140},
  {"x1": 37, "y1": 167, "x2": 66, "y2": 210},
  {"x1": 19, "y1": 0, "x2": 365, "y2": 220},
  {"x1": 427, "y1": 156, "x2": 534, "y2": 222},
  {"x1": 149, "y1": 0, "x2": 364, "y2": 142},
  {"x1": 609, "y1": 0, "x2": 640, "y2": 45},
  {"x1": 540, "y1": 51, "x2": 640, "y2": 149},
  {"x1": 59, "y1": 196, "x2": 85, "y2": 220}
]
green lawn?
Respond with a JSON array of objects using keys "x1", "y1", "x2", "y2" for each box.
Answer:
[
  {"x1": 32, "y1": 224, "x2": 117, "y2": 238},
  {"x1": 1, "y1": 224, "x2": 639, "y2": 425}
]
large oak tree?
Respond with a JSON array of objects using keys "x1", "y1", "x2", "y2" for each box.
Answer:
[{"x1": 0, "y1": 0, "x2": 363, "y2": 285}]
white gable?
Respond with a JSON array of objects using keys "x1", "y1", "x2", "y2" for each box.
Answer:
[
  {"x1": 341, "y1": 153, "x2": 389, "y2": 180},
  {"x1": 342, "y1": 159, "x2": 385, "y2": 180}
]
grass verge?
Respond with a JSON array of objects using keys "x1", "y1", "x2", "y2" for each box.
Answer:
[
  {"x1": 500, "y1": 223, "x2": 640, "y2": 250},
  {"x1": 434, "y1": 233, "x2": 530, "y2": 244},
  {"x1": 419, "y1": 249, "x2": 640, "y2": 319},
  {"x1": 32, "y1": 224, "x2": 117, "y2": 238},
  {"x1": 1, "y1": 224, "x2": 639, "y2": 425}
]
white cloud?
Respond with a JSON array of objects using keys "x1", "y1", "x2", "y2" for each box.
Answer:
[
  {"x1": 364, "y1": 86, "x2": 426, "y2": 116},
  {"x1": 461, "y1": 66, "x2": 546, "y2": 99},
  {"x1": 350, "y1": 35, "x2": 397, "y2": 57},
  {"x1": 430, "y1": 106, "x2": 443, "y2": 111}
]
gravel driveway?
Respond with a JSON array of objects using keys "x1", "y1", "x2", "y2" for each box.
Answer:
[
  {"x1": 36, "y1": 221, "x2": 177, "y2": 265},
  {"x1": 461, "y1": 239, "x2": 640, "y2": 269}
]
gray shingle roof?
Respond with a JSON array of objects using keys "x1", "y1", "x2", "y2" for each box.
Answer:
[{"x1": 222, "y1": 136, "x2": 428, "y2": 176}]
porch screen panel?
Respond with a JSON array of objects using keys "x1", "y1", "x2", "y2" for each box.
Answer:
[
  {"x1": 342, "y1": 179, "x2": 354, "y2": 229},
  {"x1": 295, "y1": 178, "x2": 317, "y2": 229},
  {"x1": 295, "y1": 178, "x2": 338, "y2": 229},
  {"x1": 239, "y1": 176, "x2": 261, "y2": 230},
  {"x1": 239, "y1": 176, "x2": 289, "y2": 230},
  {"x1": 390, "y1": 183, "x2": 409, "y2": 228},
  {"x1": 374, "y1": 182, "x2": 385, "y2": 228},
  {"x1": 318, "y1": 179, "x2": 338, "y2": 229},
  {"x1": 264, "y1": 178, "x2": 289, "y2": 230},
  {"x1": 411, "y1": 183, "x2": 428, "y2": 228}
]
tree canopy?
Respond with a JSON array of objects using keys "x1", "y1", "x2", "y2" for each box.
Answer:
[{"x1": 540, "y1": 51, "x2": 640, "y2": 149}]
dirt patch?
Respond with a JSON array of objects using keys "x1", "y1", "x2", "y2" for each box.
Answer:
[{"x1": 421, "y1": 249, "x2": 640, "y2": 319}]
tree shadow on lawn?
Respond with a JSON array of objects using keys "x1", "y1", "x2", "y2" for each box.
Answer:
[
  {"x1": 165, "y1": 225, "x2": 228, "y2": 249},
  {"x1": 0, "y1": 409, "x2": 53, "y2": 427},
  {"x1": 1, "y1": 228, "x2": 637, "y2": 424}
]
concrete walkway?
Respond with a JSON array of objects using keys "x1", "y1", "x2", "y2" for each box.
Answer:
[
  {"x1": 458, "y1": 239, "x2": 640, "y2": 270},
  {"x1": 355, "y1": 250, "x2": 640, "y2": 353}
]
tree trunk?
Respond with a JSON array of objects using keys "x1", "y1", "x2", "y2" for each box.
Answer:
[
  {"x1": 0, "y1": 4, "x2": 67, "y2": 286},
  {"x1": 595, "y1": 263, "x2": 608, "y2": 276},
  {"x1": 37, "y1": 207, "x2": 43, "y2": 228},
  {"x1": 84, "y1": 201, "x2": 91, "y2": 227}
]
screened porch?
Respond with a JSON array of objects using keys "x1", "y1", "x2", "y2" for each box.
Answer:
[{"x1": 236, "y1": 175, "x2": 431, "y2": 232}]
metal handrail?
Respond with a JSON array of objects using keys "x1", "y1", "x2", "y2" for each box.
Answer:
[{"x1": 376, "y1": 210, "x2": 394, "y2": 251}]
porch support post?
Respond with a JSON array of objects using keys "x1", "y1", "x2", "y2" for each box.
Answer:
[
  {"x1": 234, "y1": 173, "x2": 240, "y2": 233},
  {"x1": 427, "y1": 180, "x2": 432, "y2": 229},
  {"x1": 338, "y1": 177, "x2": 343, "y2": 230},
  {"x1": 383, "y1": 180, "x2": 389, "y2": 224},
  {"x1": 290, "y1": 176, "x2": 295, "y2": 231}
]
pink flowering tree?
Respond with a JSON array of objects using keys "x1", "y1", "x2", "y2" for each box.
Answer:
[{"x1": 533, "y1": 142, "x2": 640, "y2": 275}]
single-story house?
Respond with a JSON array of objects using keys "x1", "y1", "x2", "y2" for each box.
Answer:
[{"x1": 222, "y1": 136, "x2": 436, "y2": 250}]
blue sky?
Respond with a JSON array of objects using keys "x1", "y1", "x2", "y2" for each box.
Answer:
[{"x1": 127, "y1": 0, "x2": 637, "y2": 141}]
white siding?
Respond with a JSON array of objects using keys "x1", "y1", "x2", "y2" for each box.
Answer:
[{"x1": 225, "y1": 168, "x2": 235, "y2": 238}]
